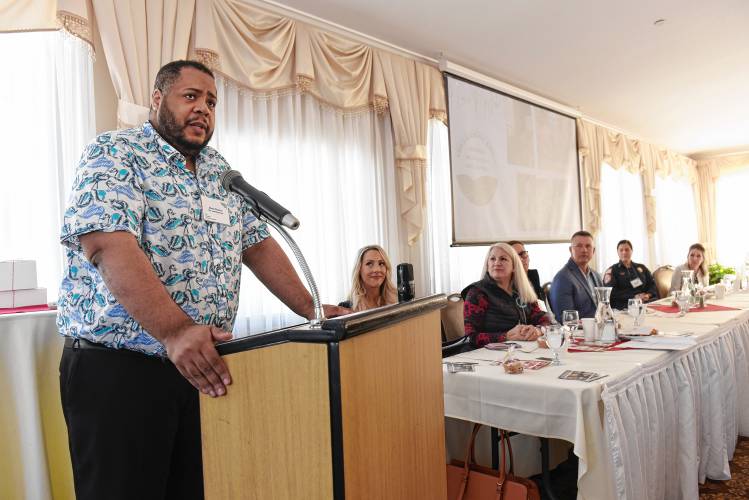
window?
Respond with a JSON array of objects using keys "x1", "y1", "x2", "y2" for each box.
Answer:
[
  {"x1": 653, "y1": 175, "x2": 698, "y2": 268},
  {"x1": 716, "y1": 168, "x2": 749, "y2": 271},
  {"x1": 597, "y1": 163, "x2": 648, "y2": 271},
  {"x1": 211, "y1": 81, "x2": 399, "y2": 335},
  {"x1": 0, "y1": 31, "x2": 94, "y2": 299}
]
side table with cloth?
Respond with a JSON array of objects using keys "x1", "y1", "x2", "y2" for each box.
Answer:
[
  {"x1": 443, "y1": 292, "x2": 749, "y2": 500},
  {"x1": 0, "y1": 310, "x2": 74, "y2": 500}
]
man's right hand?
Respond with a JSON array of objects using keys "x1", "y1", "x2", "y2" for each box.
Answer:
[{"x1": 163, "y1": 325, "x2": 233, "y2": 397}]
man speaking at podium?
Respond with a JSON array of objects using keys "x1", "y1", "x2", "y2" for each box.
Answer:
[{"x1": 56, "y1": 60, "x2": 347, "y2": 500}]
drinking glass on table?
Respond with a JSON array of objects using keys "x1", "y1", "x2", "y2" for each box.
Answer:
[
  {"x1": 673, "y1": 291, "x2": 689, "y2": 316},
  {"x1": 628, "y1": 298, "x2": 644, "y2": 327},
  {"x1": 562, "y1": 310, "x2": 580, "y2": 337},
  {"x1": 544, "y1": 324, "x2": 567, "y2": 366}
]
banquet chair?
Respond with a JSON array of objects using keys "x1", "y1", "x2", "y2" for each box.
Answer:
[
  {"x1": 542, "y1": 281, "x2": 553, "y2": 316},
  {"x1": 653, "y1": 265, "x2": 674, "y2": 298},
  {"x1": 441, "y1": 293, "x2": 470, "y2": 356}
]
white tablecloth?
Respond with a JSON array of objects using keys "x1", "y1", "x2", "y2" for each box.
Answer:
[
  {"x1": 0, "y1": 310, "x2": 74, "y2": 500},
  {"x1": 443, "y1": 292, "x2": 749, "y2": 500}
]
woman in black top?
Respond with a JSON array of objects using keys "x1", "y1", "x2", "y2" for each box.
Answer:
[{"x1": 603, "y1": 239, "x2": 658, "y2": 309}]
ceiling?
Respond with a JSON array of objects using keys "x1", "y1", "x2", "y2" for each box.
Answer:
[{"x1": 263, "y1": 0, "x2": 749, "y2": 157}]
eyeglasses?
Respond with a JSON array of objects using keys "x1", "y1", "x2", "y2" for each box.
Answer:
[{"x1": 517, "y1": 251, "x2": 529, "y2": 258}]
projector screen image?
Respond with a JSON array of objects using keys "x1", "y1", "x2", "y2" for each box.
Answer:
[{"x1": 446, "y1": 74, "x2": 582, "y2": 244}]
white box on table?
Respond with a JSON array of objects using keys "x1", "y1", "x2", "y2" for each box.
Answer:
[
  {"x1": 0, "y1": 287, "x2": 47, "y2": 308},
  {"x1": 0, "y1": 260, "x2": 38, "y2": 291}
]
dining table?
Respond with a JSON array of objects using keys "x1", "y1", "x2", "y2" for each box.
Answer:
[{"x1": 443, "y1": 291, "x2": 749, "y2": 499}]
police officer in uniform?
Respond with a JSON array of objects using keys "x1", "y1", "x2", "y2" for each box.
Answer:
[{"x1": 603, "y1": 239, "x2": 658, "y2": 309}]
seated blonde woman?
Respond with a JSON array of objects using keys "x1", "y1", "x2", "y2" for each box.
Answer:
[
  {"x1": 670, "y1": 243, "x2": 710, "y2": 292},
  {"x1": 340, "y1": 244, "x2": 398, "y2": 312},
  {"x1": 462, "y1": 242, "x2": 550, "y2": 348}
]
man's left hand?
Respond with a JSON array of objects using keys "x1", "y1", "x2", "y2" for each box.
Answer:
[{"x1": 322, "y1": 304, "x2": 351, "y2": 318}]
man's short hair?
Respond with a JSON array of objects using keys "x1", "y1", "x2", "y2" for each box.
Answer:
[
  {"x1": 154, "y1": 60, "x2": 214, "y2": 94},
  {"x1": 570, "y1": 230, "x2": 593, "y2": 242},
  {"x1": 506, "y1": 240, "x2": 524, "y2": 247}
]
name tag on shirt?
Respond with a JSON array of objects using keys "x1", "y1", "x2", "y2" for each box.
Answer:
[
  {"x1": 201, "y1": 195, "x2": 230, "y2": 225},
  {"x1": 630, "y1": 277, "x2": 643, "y2": 288}
]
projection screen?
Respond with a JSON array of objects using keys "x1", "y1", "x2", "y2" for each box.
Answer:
[{"x1": 446, "y1": 74, "x2": 582, "y2": 244}]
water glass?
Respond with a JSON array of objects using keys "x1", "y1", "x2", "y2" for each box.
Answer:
[
  {"x1": 628, "y1": 298, "x2": 644, "y2": 327},
  {"x1": 543, "y1": 324, "x2": 566, "y2": 366},
  {"x1": 673, "y1": 291, "x2": 689, "y2": 316},
  {"x1": 562, "y1": 310, "x2": 580, "y2": 336}
]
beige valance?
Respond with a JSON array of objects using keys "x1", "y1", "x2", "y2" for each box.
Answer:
[
  {"x1": 697, "y1": 153, "x2": 749, "y2": 176},
  {"x1": 191, "y1": 0, "x2": 446, "y2": 244},
  {"x1": 0, "y1": 0, "x2": 92, "y2": 44},
  {"x1": 92, "y1": 0, "x2": 446, "y2": 243},
  {"x1": 576, "y1": 119, "x2": 697, "y2": 238}
]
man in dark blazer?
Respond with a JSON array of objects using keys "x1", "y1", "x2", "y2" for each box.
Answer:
[
  {"x1": 509, "y1": 241, "x2": 544, "y2": 300},
  {"x1": 549, "y1": 231, "x2": 603, "y2": 322}
]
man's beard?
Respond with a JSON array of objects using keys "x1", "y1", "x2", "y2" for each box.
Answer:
[{"x1": 156, "y1": 104, "x2": 213, "y2": 158}]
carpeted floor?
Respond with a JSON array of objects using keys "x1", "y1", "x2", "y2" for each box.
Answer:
[
  {"x1": 699, "y1": 436, "x2": 749, "y2": 499},
  {"x1": 528, "y1": 436, "x2": 749, "y2": 500}
]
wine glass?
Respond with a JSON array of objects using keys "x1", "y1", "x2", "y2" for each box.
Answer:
[
  {"x1": 628, "y1": 298, "x2": 643, "y2": 327},
  {"x1": 544, "y1": 324, "x2": 566, "y2": 366},
  {"x1": 562, "y1": 310, "x2": 580, "y2": 337},
  {"x1": 673, "y1": 291, "x2": 689, "y2": 316}
]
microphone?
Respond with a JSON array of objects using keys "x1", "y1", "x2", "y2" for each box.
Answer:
[
  {"x1": 397, "y1": 263, "x2": 415, "y2": 303},
  {"x1": 220, "y1": 170, "x2": 300, "y2": 230}
]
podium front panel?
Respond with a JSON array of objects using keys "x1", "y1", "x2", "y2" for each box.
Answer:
[
  {"x1": 201, "y1": 342, "x2": 332, "y2": 500},
  {"x1": 338, "y1": 310, "x2": 447, "y2": 500}
]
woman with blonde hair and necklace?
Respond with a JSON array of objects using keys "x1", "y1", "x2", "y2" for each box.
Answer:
[
  {"x1": 340, "y1": 244, "x2": 398, "y2": 312},
  {"x1": 462, "y1": 242, "x2": 550, "y2": 348}
]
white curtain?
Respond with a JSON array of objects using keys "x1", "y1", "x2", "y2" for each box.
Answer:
[
  {"x1": 0, "y1": 31, "x2": 94, "y2": 299},
  {"x1": 716, "y1": 168, "x2": 749, "y2": 272},
  {"x1": 597, "y1": 163, "x2": 648, "y2": 271},
  {"x1": 211, "y1": 79, "x2": 401, "y2": 335},
  {"x1": 653, "y1": 175, "x2": 699, "y2": 268}
]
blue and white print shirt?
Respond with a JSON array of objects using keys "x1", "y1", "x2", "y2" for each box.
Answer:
[{"x1": 57, "y1": 122, "x2": 269, "y2": 356}]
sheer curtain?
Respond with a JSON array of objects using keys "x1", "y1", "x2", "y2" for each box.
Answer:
[
  {"x1": 211, "y1": 79, "x2": 400, "y2": 335},
  {"x1": 653, "y1": 176, "x2": 699, "y2": 268},
  {"x1": 597, "y1": 163, "x2": 648, "y2": 271},
  {"x1": 716, "y1": 168, "x2": 749, "y2": 271},
  {"x1": 0, "y1": 31, "x2": 95, "y2": 299},
  {"x1": 424, "y1": 121, "x2": 570, "y2": 296}
]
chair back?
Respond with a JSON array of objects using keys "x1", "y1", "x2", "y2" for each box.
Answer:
[
  {"x1": 653, "y1": 265, "x2": 674, "y2": 299},
  {"x1": 440, "y1": 293, "x2": 465, "y2": 342},
  {"x1": 542, "y1": 281, "x2": 553, "y2": 315}
]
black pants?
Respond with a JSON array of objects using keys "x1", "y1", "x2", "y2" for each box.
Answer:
[{"x1": 59, "y1": 343, "x2": 203, "y2": 500}]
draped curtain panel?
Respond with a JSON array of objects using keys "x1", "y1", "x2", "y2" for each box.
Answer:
[
  {"x1": 211, "y1": 82, "x2": 399, "y2": 335},
  {"x1": 576, "y1": 119, "x2": 697, "y2": 241},
  {"x1": 692, "y1": 153, "x2": 749, "y2": 264},
  {"x1": 92, "y1": 0, "x2": 195, "y2": 127},
  {"x1": 193, "y1": 0, "x2": 446, "y2": 244},
  {"x1": 0, "y1": 0, "x2": 92, "y2": 45},
  {"x1": 694, "y1": 160, "x2": 720, "y2": 263}
]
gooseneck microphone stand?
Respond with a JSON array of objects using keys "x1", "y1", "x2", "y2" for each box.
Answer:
[{"x1": 250, "y1": 209, "x2": 325, "y2": 328}]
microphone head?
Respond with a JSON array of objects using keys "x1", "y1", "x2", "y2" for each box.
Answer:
[
  {"x1": 397, "y1": 263, "x2": 414, "y2": 302},
  {"x1": 397, "y1": 263, "x2": 414, "y2": 282},
  {"x1": 220, "y1": 169, "x2": 243, "y2": 191}
]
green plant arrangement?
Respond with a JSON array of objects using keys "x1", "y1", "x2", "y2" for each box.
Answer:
[{"x1": 708, "y1": 263, "x2": 736, "y2": 285}]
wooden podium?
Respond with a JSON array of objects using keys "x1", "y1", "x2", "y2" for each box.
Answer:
[{"x1": 200, "y1": 294, "x2": 448, "y2": 500}]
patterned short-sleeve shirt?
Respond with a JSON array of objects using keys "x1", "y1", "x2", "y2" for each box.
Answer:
[{"x1": 57, "y1": 121, "x2": 269, "y2": 356}]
